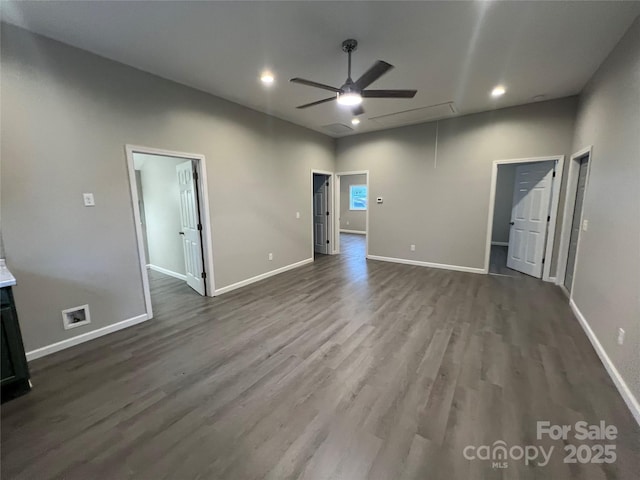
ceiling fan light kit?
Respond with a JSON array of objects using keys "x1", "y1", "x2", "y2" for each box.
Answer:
[
  {"x1": 290, "y1": 38, "x2": 417, "y2": 116},
  {"x1": 336, "y1": 91, "x2": 362, "y2": 106}
]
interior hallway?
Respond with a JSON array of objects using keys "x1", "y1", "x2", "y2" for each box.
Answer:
[
  {"x1": 339, "y1": 232, "x2": 366, "y2": 258},
  {"x1": 1, "y1": 241, "x2": 639, "y2": 479},
  {"x1": 488, "y1": 245, "x2": 530, "y2": 279}
]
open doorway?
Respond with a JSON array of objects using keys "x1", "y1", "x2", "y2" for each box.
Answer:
[
  {"x1": 335, "y1": 171, "x2": 369, "y2": 259},
  {"x1": 556, "y1": 146, "x2": 592, "y2": 296},
  {"x1": 485, "y1": 156, "x2": 564, "y2": 280},
  {"x1": 311, "y1": 171, "x2": 333, "y2": 258},
  {"x1": 126, "y1": 145, "x2": 215, "y2": 318}
]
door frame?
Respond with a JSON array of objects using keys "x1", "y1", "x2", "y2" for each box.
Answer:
[
  {"x1": 334, "y1": 170, "x2": 370, "y2": 256},
  {"x1": 484, "y1": 155, "x2": 564, "y2": 281},
  {"x1": 555, "y1": 145, "x2": 593, "y2": 296},
  {"x1": 125, "y1": 145, "x2": 216, "y2": 319},
  {"x1": 310, "y1": 169, "x2": 335, "y2": 258}
]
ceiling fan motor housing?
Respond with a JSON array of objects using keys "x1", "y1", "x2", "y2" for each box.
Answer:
[{"x1": 341, "y1": 39, "x2": 358, "y2": 53}]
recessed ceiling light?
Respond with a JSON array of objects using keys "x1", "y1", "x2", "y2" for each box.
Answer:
[
  {"x1": 491, "y1": 85, "x2": 506, "y2": 97},
  {"x1": 351, "y1": 118, "x2": 361, "y2": 125},
  {"x1": 260, "y1": 71, "x2": 274, "y2": 85},
  {"x1": 336, "y1": 92, "x2": 362, "y2": 106}
]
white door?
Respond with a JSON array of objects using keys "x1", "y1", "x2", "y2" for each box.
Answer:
[
  {"x1": 313, "y1": 174, "x2": 329, "y2": 254},
  {"x1": 506, "y1": 162, "x2": 554, "y2": 278},
  {"x1": 176, "y1": 161, "x2": 205, "y2": 295}
]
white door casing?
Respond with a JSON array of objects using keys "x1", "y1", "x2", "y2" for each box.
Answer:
[
  {"x1": 507, "y1": 162, "x2": 554, "y2": 278},
  {"x1": 564, "y1": 157, "x2": 589, "y2": 291},
  {"x1": 313, "y1": 174, "x2": 329, "y2": 254},
  {"x1": 176, "y1": 161, "x2": 206, "y2": 295}
]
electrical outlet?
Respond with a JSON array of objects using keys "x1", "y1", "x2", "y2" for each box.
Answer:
[
  {"x1": 410, "y1": 244, "x2": 416, "y2": 251},
  {"x1": 582, "y1": 219, "x2": 589, "y2": 231},
  {"x1": 617, "y1": 328, "x2": 625, "y2": 345},
  {"x1": 268, "y1": 253, "x2": 273, "y2": 261}
]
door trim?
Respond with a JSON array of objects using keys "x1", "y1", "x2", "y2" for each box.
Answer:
[
  {"x1": 334, "y1": 170, "x2": 370, "y2": 256},
  {"x1": 555, "y1": 146, "x2": 593, "y2": 293},
  {"x1": 484, "y1": 155, "x2": 565, "y2": 281},
  {"x1": 125, "y1": 145, "x2": 216, "y2": 320},
  {"x1": 310, "y1": 170, "x2": 335, "y2": 258}
]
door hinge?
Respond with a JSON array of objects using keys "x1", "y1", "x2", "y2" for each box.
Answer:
[
  {"x1": 547, "y1": 215, "x2": 551, "y2": 222},
  {"x1": 193, "y1": 170, "x2": 199, "y2": 181},
  {"x1": 197, "y1": 223, "x2": 202, "y2": 231},
  {"x1": 326, "y1": 182, "x2": 329, "y2": 187},
  {"x1": 326, "y1": 240, "x2": 330, "y2": 244},
  {"x1": 542, "y1": 258, "x2": 545, "y2": 264},
  {"x1": 326, "y1": 211, "x2": 329, "y2": 216},
  {"x1": 552, "y1": 171, "x2": 556, "y2": 178},
  {"x1": 201, "y1": 272, "x2": 207, "y2": 279}
]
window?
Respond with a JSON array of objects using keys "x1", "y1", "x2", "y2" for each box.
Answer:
[{"x1": 349, "y1": 185, "x2": 367, "y2": 210}]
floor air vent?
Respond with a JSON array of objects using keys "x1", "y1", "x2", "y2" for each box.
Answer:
[{"x1": 62, "y1": 304, "x2": 91, "y2": 330}]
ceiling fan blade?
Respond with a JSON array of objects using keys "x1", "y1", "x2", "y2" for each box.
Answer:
[
  {"x1": 351, "y1": 105, "x2": 365, "y2": 116},
  {"x1": 290, "y1": 78, "x2": 341, "y2": 93},
  {"x1": 296, "y1": 96, "x2": 336, "y2": 109},
  {"x1": 354, "y1": 61, "x2": 394, "y2": 89},
  {"x1": 362, "y1": 89, "x2": 417, "y2": 98}
]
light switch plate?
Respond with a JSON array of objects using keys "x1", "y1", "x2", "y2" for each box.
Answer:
[
  {"x1": 83, "y1": 193, "x2": 95, "y2": 207},
  {"x1": 376, "y1": 197, "x2": 383, "y2": 204},
  {"x1": 582, "y1": 219, "x2": 588, "y2": 231}
]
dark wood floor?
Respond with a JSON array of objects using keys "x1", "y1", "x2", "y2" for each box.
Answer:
[{"x1": 2, "y1": 233, "x2": 638, "y2": 479}]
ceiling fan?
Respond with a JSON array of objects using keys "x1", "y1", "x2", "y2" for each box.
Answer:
[{"x1": 290, "y1": 39, "x2": 417, "y2": 116}]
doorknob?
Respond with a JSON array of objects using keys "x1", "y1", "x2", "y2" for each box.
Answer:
[
  {"x1": 509, "y1": 222, "x2": 515, "y2": 225},
  {"x1": 179, "y1": 231, "x2": 185, "y2": 235}
]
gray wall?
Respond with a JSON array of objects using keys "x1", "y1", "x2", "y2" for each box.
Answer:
[
  {"x1": 570, "y1": 16, "x2": 640, "y2": 402},
  {"x1": 492, "y1": 164, "x2": 516, "y2": 244},
  {"x1": 1, "y1": 24, "x2": 334, "y2": 352},
  {"x1": 136, "y1": 153, "x2": 186, "y2": 276},
  {"x1": 340, "y1": 174, "x2": 367, "y2": 232},
  {"x1": 335, "y1": 97, "x2": 578, "y2": 269}
]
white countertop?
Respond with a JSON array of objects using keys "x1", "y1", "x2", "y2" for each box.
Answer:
[{"x1": 0, "y1": 260, "x2": 16, "y2": 288}]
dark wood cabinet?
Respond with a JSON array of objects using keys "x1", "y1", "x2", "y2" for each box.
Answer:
[{"x1": 1, "y1": 286, "x2": 30, "y2": 402}]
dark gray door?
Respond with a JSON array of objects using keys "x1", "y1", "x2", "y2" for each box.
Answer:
[
  {"x1": 313, "y1": 174, "x2": 329, "y2": 255},
  {"x1": 565, "y1": 157, "x2": 589, "y2": 291}
]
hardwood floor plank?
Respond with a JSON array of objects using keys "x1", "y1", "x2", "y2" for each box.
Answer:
[{"x1": 1, "y1": 233, "x2": 638, "y2": 479}]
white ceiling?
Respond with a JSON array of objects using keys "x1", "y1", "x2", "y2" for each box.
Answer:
[{"x1": 3, "y1": 1, "x2": 639, "y2": 137}]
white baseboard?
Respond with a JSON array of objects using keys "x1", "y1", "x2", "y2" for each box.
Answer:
[
  {"x1": 25, "y1": 313, "x2": 149, "y2": 361},
  {"x1": 366, "y1": 255, "x2": 485, "y2": 274},
  {"x1": 340, "y1": 229, "x2": 366, "y2": 235},
  {"x1": 559, "y1": 284, "x2": 570, "y2": 298},
  {"x1": 214, "y1": 258, "x2": 314, "y2": 295},
  {"x1": 569, "y1": 299, "x2": 640, "y2": 426},
  {"x1": 491, "y1": 241, "x2": 509, "y2": 246},
  {"x1": 148, "y1": 264, "x2": 187, "y2": 281},
  {"x1": 547, "y1": 276, "x2": 556, "y2": 283}
]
